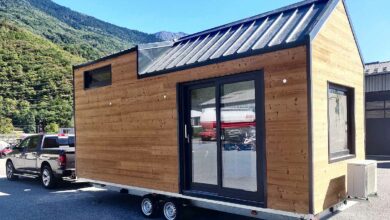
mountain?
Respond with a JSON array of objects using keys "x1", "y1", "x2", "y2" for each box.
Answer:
[
  {"x1": 0, "y1": 0, "x2": 186, "y2": 133},
  {"x1": 154, "y1": 31, "x2": 187, "y2": 41},
  {"x1": 0, "y1": 0, "x2": 161, "y2": 60}
]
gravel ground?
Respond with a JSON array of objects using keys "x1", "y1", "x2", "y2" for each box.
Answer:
[
  {"x1": 1, "y1": 158, "x2": 389, "y2": 220},
  {"x1": 328, "y1": 159, "x2": 390, "y2": 220}
]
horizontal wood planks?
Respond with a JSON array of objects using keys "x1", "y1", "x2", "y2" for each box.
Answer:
[
  {"x1": 74, "y1": 46, "x2": 309, "y2": 212},
  {"x1": 311, "y1": 1, "x2": 365, "y2": 214}
]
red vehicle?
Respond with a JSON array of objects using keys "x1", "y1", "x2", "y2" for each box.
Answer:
[
  {"x1": 199, "y1": 108, "x2": 256, "y2": 141},
  {"x1": 0, "y1": 142, "x2": 12, "y2": 158}
]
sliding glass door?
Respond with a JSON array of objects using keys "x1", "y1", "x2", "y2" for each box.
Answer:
[{"x1": 180, "y1": 71, "x2": 265, "y2": 205}]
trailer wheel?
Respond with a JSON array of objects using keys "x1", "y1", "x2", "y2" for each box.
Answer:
[
  {"x1": 140, "y1": 195, "x2": 159, "y2": 218},
  {"x1": 162, "y1": 199, "x2": 181, "y2": 220}
]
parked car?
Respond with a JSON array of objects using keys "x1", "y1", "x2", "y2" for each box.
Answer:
[
  {"x1": 5, "y1": 134, "x2": 75, "y2": 189},
  {"x1": 0, "y1": 146, "x2": 12, "y2": 158}
]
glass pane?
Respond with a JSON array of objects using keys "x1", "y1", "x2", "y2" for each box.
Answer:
[
  {"x1": 84, "y1": 66, "x2": 111, "y2": 89},
  {"x1": 366, "y1": 101, "x2": 384, "y2": 110},
  {"x1": 366, "y1": 110, "x2": 385, "y2": 119},
  {"x1": 328, "y1": 88, "x2": 349, "y2": 155},
  {"x1": 221, "y1": 80, "x2": 257, "y2": 192},
  {"x1": 191, "y1": 86, "x2": 217, "y2": 185},
  {"x1": 386, "y1": 110, "x2": 390, "y2": 118},
  {"x1": 27, "y1": 136, "x2": 41, "y2": 151},
  {"x1": 386, "y1": 100, "x2": 390, "y2": 109}
]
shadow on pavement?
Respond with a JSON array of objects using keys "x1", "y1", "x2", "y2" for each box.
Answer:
[{"x1": 0, "y1": 176, "x2": 254, "y2": 220}]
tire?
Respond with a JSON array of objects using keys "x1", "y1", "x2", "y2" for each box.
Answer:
[
  {"x1": 162, "y1": 199, "x2": 182, "y2": 220},
  {"x1": 6, "y1": 160, "x2": 18, "y2": 181},
  {"x1": 140, "y1": 195, "x2": 159, "y2": 218},
  {"x1": 41, "y1": 165, "x2": 58, "y2": 189}
]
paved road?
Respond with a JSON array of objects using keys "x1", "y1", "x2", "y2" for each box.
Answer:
[
  {"x1": 328, "y1": 159, "x2": 390, "y2": 220},
  {"x1": 0, "y1": 158, "x2": 251, "y2": 220},
  {"x1": 1, "y1": 158, "x2": 389, "y2": 220}
]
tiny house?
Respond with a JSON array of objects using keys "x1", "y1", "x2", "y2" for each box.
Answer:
[{"x1": 73, "y1": 0, "x2": 365, "y2": 219}]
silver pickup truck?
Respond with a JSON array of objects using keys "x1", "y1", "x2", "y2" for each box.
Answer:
[{"x1": 5, "y1": 134, "x2": 76, "y2": 189}]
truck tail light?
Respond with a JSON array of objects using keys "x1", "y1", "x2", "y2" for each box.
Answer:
[{"x1": 58, "y1": 153, "x2": 66, "y2": 168}]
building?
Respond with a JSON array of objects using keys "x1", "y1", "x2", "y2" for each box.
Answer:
[{"x1": 365, "y1": 61, "x2": 390, "y2": 157}]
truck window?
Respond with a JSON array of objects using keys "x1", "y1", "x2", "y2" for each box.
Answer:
[
  {"x1": 43, "y1": 136, "x2": 75, "y2": 148},
  {"x1": 27, "y1": 136, "x2": 42, "y2": 152},
  {"x1": 18, "y1": 138, "x2": 31, "y2": 149}
]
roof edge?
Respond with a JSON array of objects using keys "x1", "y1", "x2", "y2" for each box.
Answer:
[
  {"x1": 178, "y1": 0, "x2": 327, "y2": 42},
  {"x1": 308, "y1": 0, "x2": 365, "y2": 66},
  {"x1": 73, "y1": 46, "x2": 137, "y2": 70},
  {"x1": 137, "y1": 40, "x2": 307, "y2": 79},
  {"x1": 342, "y1": 0, "x2": 365, "y2": 66}
]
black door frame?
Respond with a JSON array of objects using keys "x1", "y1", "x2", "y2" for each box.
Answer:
[{"x1": 177, "y1": 70, "x2": 266, "y2": 207}]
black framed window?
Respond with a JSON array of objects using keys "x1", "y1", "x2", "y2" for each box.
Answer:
[
  {"x1": 328, "y1": 82, "x2": 355, "y2": 162},
  {"x1": 366, "y1": 100, "x2": 390, "y2": 119},
  {"x1": 84, "y1": 65, "x2": 112, "y2": 89}
]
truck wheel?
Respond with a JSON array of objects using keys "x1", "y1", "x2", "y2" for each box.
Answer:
[
  {"x1": 6, "y1": 160, "x2": 18, "y2": 180},
  {"x1": 162, "y1": 199, "x2": 182, "y2": 220},
  {"x1": 140, "y1": 195, "x2": 159, "y2": 218},
  {"x1": 41, "y1": 165, "x2": 57, "y2": 189}
]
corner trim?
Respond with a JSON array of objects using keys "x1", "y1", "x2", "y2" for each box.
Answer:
[
  {"x1": 305, "y1": 37, "x2": 314, "y2": 214},
  {"x1": 308, "y1": 0, "x2": 340, "y2": 41}
]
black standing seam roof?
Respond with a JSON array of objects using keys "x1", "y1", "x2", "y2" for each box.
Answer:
[
  {"x1": 74, "y1": 0, "x2": 364, "y2": 73},
  {"x1": 138, "y1": 0, "x2": 334, "y2": 76}
]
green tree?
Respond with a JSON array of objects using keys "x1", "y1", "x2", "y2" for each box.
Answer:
[
  {"x1": 45, "y1": 122, "x2": 59, "y2": 133},
  {"x1": 0, "y1": 117, "x2": 14, "y2": 134}
]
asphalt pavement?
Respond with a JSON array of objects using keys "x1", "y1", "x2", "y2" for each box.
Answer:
[
  {"x1": 0, "y1": 158, "x2": 251, "y2": 220},
  {"x1": 1, "y1": 158, "x2": 389, "y2": 220}
]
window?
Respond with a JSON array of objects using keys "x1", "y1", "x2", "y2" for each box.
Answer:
[
  {"x1": 27, "y1": 136, "x2": 42, "y2": 152},
  {"x1": 84, "y1": 65, "x2": 112, "y2": 89},
  {"x1": 43, "y1": 136, "x2": 75, "y2": 148},
  {"x1": 366, "y1": 100, "x2": 390, "y2": 119},
  {"x1": 18, "y1": 138, "x2": 31, "y2": 149},
  {"x1": 384, "y1": 67, "x2": 388, "y2": 72},
  {"x1": 328, "y1": 83, "x2": 355, "y2": 162}
]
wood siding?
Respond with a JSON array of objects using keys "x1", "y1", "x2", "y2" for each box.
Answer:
[
  {"x1": 311, "y1": 1, "x2": 365, "y2": 214},
  {"x1": 74, "y1": 46, "x2": 309, "y2": 213}
]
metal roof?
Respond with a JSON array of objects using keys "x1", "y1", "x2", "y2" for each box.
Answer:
[
  {"x1": 138, "y1": 0, "x2": 335, "y2": 76},
  {"x1": 365, "y1": 61, "x2": 390, "y2": 75},
  {"x1": 365, "y1": 61, "x2": 390, "y2": 93}
]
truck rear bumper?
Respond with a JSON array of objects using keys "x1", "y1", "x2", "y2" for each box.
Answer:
[{"x1": 54, "y1": 169, "x2": 76, "y2": 179}]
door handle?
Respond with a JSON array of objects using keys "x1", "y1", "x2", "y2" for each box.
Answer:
[{"x1": 184, "y1": 124, "x2": 190, "y2": 143}]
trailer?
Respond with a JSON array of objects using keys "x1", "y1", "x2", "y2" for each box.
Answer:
[{"x1": 73, "y1": 0, "x2": 365, "y2": 219}]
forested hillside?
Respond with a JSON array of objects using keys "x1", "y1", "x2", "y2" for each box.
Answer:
[
  {"x1": 0, "y1": 21, "x2": 83, "y2": 133},
  {"x1": 0, "y1": 0, "x2": 160, "y2": 60},
  {"x1": 0, "y1": 0, "x2": 185, "y2": 133}
]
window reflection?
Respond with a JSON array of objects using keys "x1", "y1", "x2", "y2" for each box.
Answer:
[
  {"x1": 221, "y1": 81, "x2": 257, "y2": 192},
  {"x1": 191, "y1": 87, "x2": 218, "y2": 185}
]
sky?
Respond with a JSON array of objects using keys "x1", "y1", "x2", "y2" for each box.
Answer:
[{"x1": 52, "y1": 0, "x2": 390, "y2": 63}]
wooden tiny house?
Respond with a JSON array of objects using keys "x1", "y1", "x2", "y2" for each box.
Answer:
[{"x1": 73, "y1": 0, "x2": 365, "y2": 218}]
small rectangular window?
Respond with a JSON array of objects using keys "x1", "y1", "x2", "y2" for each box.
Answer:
[
  {"x1": 328, "y1": 83, "x2": 355, "y2": 162},
  {"x1": 84, "y1": 65, "x2": 112, "y2": 89},
  {"x1": 366, "y1": 110, "x2": 385, "y2": 119},
  {"x1": 366, "y1": 101, "x2": 384, "y2": 110}
]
